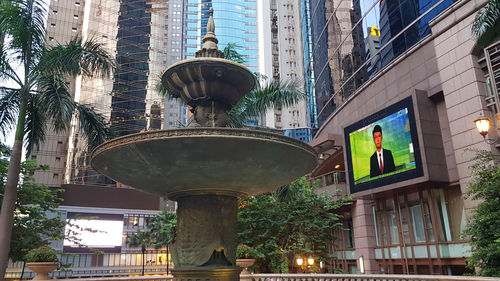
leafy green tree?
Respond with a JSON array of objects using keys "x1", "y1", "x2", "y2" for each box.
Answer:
[
  {"x1": 0, "y1": 157, "x2": 64, "y2": 263},
  {"x1": 463, "y1": 150, "x2": 500, "y2": 277},
  {"x1": 472, "y1": 0, "x2": 500, "y2": 47},
  {"x1": 237, "y1": 178, "x2": 351, "y2": 273},
  {"x1": 148, "y1": 211, "x2": 176, "y2": 274},
  {"x1": 126, "y1": 230, "x2": 154, "y2": 276},
  {"x1": 0, "y1": 0, "x2": 115, "y2": 276}
]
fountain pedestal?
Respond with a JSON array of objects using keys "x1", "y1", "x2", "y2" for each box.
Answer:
[{"x1": 171, "y1": 195, "x2": 241, "y2": 281}]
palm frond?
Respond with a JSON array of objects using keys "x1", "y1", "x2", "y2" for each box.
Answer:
[
  {"x1": 0, "y1": 88, "x2": 20, "y2": 139},
  {"x1": 76, "y1": 104, "x2": 110, "y2": 150},
  {"x1": 472, "y1": 0, "x2": 500, "y2": 47},
  {"x1": 228, "y1": 103, "x2": 247, "y2": 128},
  {"x1": 223, "y1": 43, "x2": 247, "y2": 64},
  {"x1": 24, "y1": 93, "x2": 46, "y2": 156},
  {"x1": 154, "y1": 73, "x2": 178, "y2": 100},
  {"x1": 234, "y1": 78, "x2": 305, "y2": 124},
  {"x1": 36, "y1": 75, "x2": 75, "y2": 132},
  {"x1": 0, "y1": 0, "x2": 47, "y2": 71},
  {"x1": 38, "y1": 37, "x2": 115, "y2": 79},
  {"x1": 0, "y1": 48, "x2": 22, "y2": 86}
]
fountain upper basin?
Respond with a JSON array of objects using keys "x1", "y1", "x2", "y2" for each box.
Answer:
[
  {"x1": 161, "y1": 57, "x2": 256, "y2": 109},
  {"x1": 91, "y1": 128, "x2": 317, "y2": 199}
]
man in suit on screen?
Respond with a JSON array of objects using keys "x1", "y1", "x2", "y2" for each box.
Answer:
[{"x1": 370, "y1": 125, "x2": 396, "y2": 178}]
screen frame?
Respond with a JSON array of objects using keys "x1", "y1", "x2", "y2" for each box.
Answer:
[
  {"x1": 344, "y1": 96, "x2": 424, "y2": 194},
  {"x1": 63, "y1": 212, "x2": 124, "y2": 253}
]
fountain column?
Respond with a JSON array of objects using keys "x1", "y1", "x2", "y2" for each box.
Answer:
[{"x1": 171, "y1": 195, "x2": 241, "y2": 281}]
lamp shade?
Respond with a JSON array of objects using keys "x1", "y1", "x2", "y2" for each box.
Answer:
[
  {"x1": 474, "y1": 117, "x2": 491, "y2": 137},
  {"x1": 296, "y1": 257, "x2": 303, "y2": 266},
  {"x1": 307, "y1": 257, "x2": 314, "y2": 265}
]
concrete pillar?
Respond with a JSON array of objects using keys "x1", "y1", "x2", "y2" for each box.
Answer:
[{"x1": 352, "y1": 198, "x2": 378, "y2": 274}]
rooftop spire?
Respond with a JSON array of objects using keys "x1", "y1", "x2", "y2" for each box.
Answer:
[{"x1": 196, "y1": 7, "x2": 224, "y2": 58}]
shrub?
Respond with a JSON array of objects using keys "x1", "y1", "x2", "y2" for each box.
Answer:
[
  {"x1": 24, "y1": 246, "x2": 59, "y2": 263},
  {"x1": 236, "y1": 244, "x2": 261, "y2": 259}
]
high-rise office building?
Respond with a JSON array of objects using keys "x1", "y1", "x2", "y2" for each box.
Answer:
[
  {"x1": 301, "y1": 0, "x2": 317, "y2": 131},
  {"x1": 32, "y1": 0, "x2": 188, "y2": 187},
  {"x1": 259, "y1": 0, "x2": 310, "y2": 140},
  {"x1": 184, "y1": 0, "x2": 259, "y2": 70},
  {"x1": 365, "y1": 26, "x2": 381, "y2": 78}
]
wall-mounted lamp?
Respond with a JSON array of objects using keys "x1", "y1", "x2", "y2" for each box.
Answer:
[
  {"x1": 296, "y1": 257, "x2": 303, "y2": 266},
  {"x1": 474, "y1": 116, "x2": 500, "y2": 144},
  {"x1": 307, "y1": 257, "x2": 314, "y2": 266}
]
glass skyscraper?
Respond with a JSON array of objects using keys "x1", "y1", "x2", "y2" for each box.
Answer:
[
  {"x1": 184, "y1": 0, "x2": 259, "y2": 71},
  {"x1": 301, "y1": 0, "x2": 317, "y2": 130}
]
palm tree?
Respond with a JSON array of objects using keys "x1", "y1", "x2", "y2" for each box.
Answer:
[
  {"x1": 148, "y1": 211, "x2": 176, "y2": 275},
  {"x1": 472, "y1": 0, "x2": 500, "y2": 47},
  {"x1": 0, "y1": 0, "x2": 115, "y2": 277},
  {"x1": 126, "y1": 230, "x2": 154, "y2": 276},
  {"x1": 228, "y1": 76, "x2": 305, "y2": 128}
]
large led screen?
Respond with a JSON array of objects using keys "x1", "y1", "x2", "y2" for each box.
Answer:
[
  {"x1": 344, "y1": 97, "x2": 423, "y2": 193},
  {"x1": 63, "y1": 213, "x2": 124, "y2": 253}
]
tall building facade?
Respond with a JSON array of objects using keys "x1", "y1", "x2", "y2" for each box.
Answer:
[
  {"x1": 259, "y1": 0, "x2": 310, "y2": 140},
  {"x1": 301, "y1": 0, "x2": 317, "y2": 131},
  {"x1": 184, "y1": 0, "x2": 259, "y2": 71},
  {"x1": 308, "y1": 0, "x2": 495, "y2": 275},
  {"x1": 32, "y1": 0, "x2": 188, "y2": 187}
]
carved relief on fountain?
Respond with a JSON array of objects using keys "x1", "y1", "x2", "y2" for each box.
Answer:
[{"x1": 171, "y1": 195, "x2": 237, "y2": 268}]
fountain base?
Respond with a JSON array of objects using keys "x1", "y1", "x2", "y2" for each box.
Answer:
[{"x1": 172, "y1": 267, "x2": 242, "y2": 281}]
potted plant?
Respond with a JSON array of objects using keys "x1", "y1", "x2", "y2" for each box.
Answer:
[
  {"x1": 236, "y1": 244, "x2": 260, "y2": 274},
  {"x1": 25, "y1": 245, "x2": 59, "y2": 280}
]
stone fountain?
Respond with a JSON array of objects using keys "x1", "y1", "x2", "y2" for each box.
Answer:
[{"x1": 91, "y1": 9, "x2": 316, "y2": 281}]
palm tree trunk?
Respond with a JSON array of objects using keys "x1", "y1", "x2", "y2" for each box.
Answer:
[
  {"x1": 141, "y1": 248, "x2": 145, "y2": 276},
  {"x1": 166, "y1": 246, "x2": 169, "y2": 275},
  {"x1": 0, "y1": 100, "x2": 27, "y2": 281}
]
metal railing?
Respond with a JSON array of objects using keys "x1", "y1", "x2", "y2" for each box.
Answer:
[
  {"x1": 245, "y1": 274, "x2": 500, "y2": 281},
  {"x1": 41, "y1": 274, "x2": 500, "y2": 281}
]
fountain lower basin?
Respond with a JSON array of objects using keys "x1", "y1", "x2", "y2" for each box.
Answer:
[{"x1": 91, "y1": 127, "x2": 317, "y2": 199}]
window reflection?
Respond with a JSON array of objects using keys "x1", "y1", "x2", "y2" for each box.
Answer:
[{"x1": 310, "y1": 0, "x2": 457, "y2": 127}]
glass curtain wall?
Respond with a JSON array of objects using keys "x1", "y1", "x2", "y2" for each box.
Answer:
[
  {"x1": 301, "y1": 0, "x2": 318, "y2": 130},
  {"x1": 184, "y1": 0, "x2": 259, "y2": 72},
  {"x1": 372, "y1": 186, "x2": 467, "y2": 274},
  {"x1": 309, "y1": 0, "x2": 456, "y2": 128}
]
